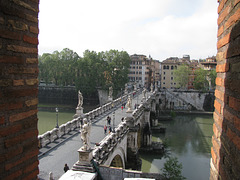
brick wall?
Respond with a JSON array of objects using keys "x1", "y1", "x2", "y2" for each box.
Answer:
[
  {"x1": 210, "y1": 0, "x2": 240, "y2": 179},
  {"x1": 0, "y1": 1, "x2": 39, "y2": 179}
]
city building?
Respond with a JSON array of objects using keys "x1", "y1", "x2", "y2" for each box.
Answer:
[
  {"x1": 160, "y1": 57, "x2": 180, "y2": 89},
  {"x1": 199, "y1": 56, "x2": 217, "y2": 70},
  {"x1": 128, "y1": 54, "x2": 160, "y2": 89}
]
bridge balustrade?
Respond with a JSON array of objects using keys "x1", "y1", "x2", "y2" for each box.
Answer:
[
  {"x1": 37, "y1": 90, "x2": 137, "y2": 149},
  {"x1": 92, "y1": 121, "x2": 128, "y2": 165}
]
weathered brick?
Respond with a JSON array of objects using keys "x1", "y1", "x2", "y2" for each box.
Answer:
[
  {"x1": 25, "y1": 98, "x2": 38, "y2": 107},
  {"x1": 23, "y1": 35, "x2": 38, "y2": 45},
  {"x1": 212, "y1": 137, "x2": 220, "y2": 167},
  {"x1": 29, "y1": 26, "x2": 39, "y2": 34},
  {"x1": 229, "y1": 96, "x2": 240, "y2": 112},
  {"x1": 214, "y1": 100, "x2": 222, "y2": 114},
  {"x1": 0, "y1": 29, "x2": 22, "y2": 40},
  {"x1": 25, "y1": 79, "x2": 38, "y2": 86},
  {"x1": 217, "y1": 33, "x2": 230, "y2": 49},
  {"x1": 5, "y1": 147, "x2": 23, "y2": 159},
  {"x1": 26, "y1": 58, "x2": 38, "y2": 64},
  {"x1": 227, "y1": 128, "x2": 240, "y2": 150},
  {"x1": 213, "y1": 123, "x2": 221, "y2": 140},
  {"x1": 8, "y1": 67, "x2": 38, "y2": 74},
  {"x1": 0, "y1": 124, "x2": 22, "y2": 137},
  {"x1": 231, "y1": 62, "x2": 240, "y2": 73},
  {"x1": 234, "y1": 116, "x2": 240, "y2": 132},
  {"x1": 218, "y1": 3, "x2": 231, "y2": 25},
  {"x1": 12, "y1": 0, "x2": 37, "y2": 12},
  {"x1": 224, "y1": 8, "x2": 240, "y2": 30},
  {"x1": 211, "y1": 147, "x2": 218, "y2": 166},
  {"x1": 4, "y1": 129, "x2": 38, "y2": 148},
  {"x1": 0, "y1": 17, "x2": 4, "y2": 24},
  {"x1": 218, "y1": 0, "x2": 225, "y2": 14},
  {"x1": 216, "y1": 77, "x2": 225, "y2": 87},
  {"x1": 25, "y1": 14, "x2": 38, "y2": 23},
  {"x1": 7, "y1": 45, "x2": 38, "y2": 54},
  {"x1": 8, "y1": 102, "x2": 23, "y2": 110},
  {"x1": 13, "y1": 79, "x2": 24, "y2": 86},
  {"x1": 24, "y1": 169, "x2": 39, "y2": 180},
  {"x1": 9, "y1": 109, "x2": 38, "y2": 123},
  {"x1": 4, "y1": 170, "x2": 22, "y2": 180},
  {"x1": 216, "y1": 63, "x2": 229, "y2": 73},
  {"x1": 226, "y1": 36, "x2": 240, "y2": 58},
  {"x1": 0, "y1": 79, "x2": 12, "y2": 87},
  {"x1": 215, "y1": 89, "x2": 224, "y2": 101},
  {"x1": 0, "y1": 55, "x2": 24, "y2": 64},
  {"x1": 234, "y1": 0, "x2": 240, "y2": 7},
  {"x1": 5, "y1": 88, "x2": 38, "y2": 98},
  {"x1": 8, "y1": 20, "x2": 28, "y2": 31},
  {"x1": 0, "y1": 116, "x2": 4, "y2": 125},
  {"x1": 218, "y1": 25, "x2": 224, "y2": 37},
  {"x1": 23, "y1": 161, "x2": 39, "y2": 174},
  {"x1": 223, "y1": 108, "x2": 235, "y2": 124}
]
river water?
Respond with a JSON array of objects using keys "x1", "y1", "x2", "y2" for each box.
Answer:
[{"x1": 140, "y1": 114, "x2": 213, "y2": 180}]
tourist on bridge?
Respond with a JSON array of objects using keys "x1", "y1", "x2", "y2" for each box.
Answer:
[
  {"x1": 107, "y1": 116, "x2": 111, "y2": 125},
  {"x1": 64, "y1": 164, "x2": 69, "y2": 172},
  {"x1": 104, "y1": 125, "x2": 107, "y2": 134},
  {"x1": 109, "y1": 126, "x2": 112, "y2": 133}
]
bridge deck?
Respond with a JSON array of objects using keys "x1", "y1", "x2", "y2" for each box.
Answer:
[{"x1": 38, "y1": 91, "x2": 145, "y2": 180}]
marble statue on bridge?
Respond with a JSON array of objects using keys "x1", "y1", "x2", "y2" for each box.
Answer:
[
  {"x1": 126, "y1": 95, "x2": 133, "y2": 113},
  {"x1": 108, "y1": 86, "x2": 113, "y2": 101},
  {"x1": 73, "y1": 90, "x2": 84, "y2": 118},
  {"x1": 77, "y1": 90, "x2": 83, "y2": 109},
  {"x1": 142, "y1": 88, "x2": 147, "y2": 101},
  {"x1": 80, "y1": 118, "x2": 91, "y2": 151}
]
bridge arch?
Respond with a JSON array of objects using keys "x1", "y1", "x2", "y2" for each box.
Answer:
[{"x1": 104, "y1": 147, "x2": 126, "y2": 169}]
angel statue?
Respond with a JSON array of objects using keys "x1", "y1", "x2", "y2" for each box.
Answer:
[
  {"x1": 77, "y1": 90, "x2": 83, "y2": 109},
  {"x1": 80, "y1": 118, "x2": 91, "y2": 151}
]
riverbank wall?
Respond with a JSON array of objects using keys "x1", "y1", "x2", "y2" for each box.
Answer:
[{"x1": 38, "y1": 86, "x2": 99, "y2": 106}]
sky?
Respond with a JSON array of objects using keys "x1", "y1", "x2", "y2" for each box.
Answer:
[{"x1": 38, "y1": 0, "x2": 218, "y2": 61}]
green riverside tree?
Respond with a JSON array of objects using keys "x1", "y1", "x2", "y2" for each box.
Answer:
[{"x1": 173, "y1": 64, "x2": 190, "y2": 89}]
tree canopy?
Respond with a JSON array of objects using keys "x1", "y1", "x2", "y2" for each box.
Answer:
[
  {"x1": 173, "y1": 64, "x2": 190, "y2": 89},
  {"x1": 39, "y1": 48, "x2": 130, "y2": 97}
]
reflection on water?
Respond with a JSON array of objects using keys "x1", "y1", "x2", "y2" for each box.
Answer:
[
  {"x1": 37, "y1": 105, "x2": 98, "y2": 135},
  {"x1": 37, "y1": 110, "x2": 75, "y2": 135},
  {"x1": 141, "y1": 114, "x2": 213, "y2": 180}
]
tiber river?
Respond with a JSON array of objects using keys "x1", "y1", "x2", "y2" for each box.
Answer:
[{"x1": 38, "y1": 109, "x2": 213, "y2": 180}]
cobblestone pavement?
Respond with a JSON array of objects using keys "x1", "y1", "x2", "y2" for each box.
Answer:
[{"x1": 38, "y1": 91, "x2": 145, "y2": 180}]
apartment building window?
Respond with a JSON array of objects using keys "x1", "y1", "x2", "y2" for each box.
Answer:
[
  {"x1": 139, "y1": 77, "x2": 142, "y2": 80},
  {"x1": 163, "y1": 82, "x2": 165, "y2": 84},
  {"x1": 171, "y1": 65, "x2": 174, "y2": 70},
  {"x1": 163, "y1": 77, "x2": 165, "y2": 80},
  {"x1": 133, "y1": 66, "x2": 135, "y2": 69},
  {"x1": 139, "y1": 71, "x2": 142, "y2": 74},
  {"x1": 171, "y1": 77, "x2": 173, "y2": 80},
  {"x1": 163, "y1": 72, "x2": 165, "y2": 75},
  {"x1": 139, "y1": 66, "x2": 142, "y2": 69}
]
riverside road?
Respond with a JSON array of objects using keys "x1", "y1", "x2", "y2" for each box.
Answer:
[{"x1": 38, "y1": 91, "x2": 144, "y2": 180}]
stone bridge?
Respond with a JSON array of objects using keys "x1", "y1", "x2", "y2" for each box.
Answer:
[{"x1": 38, "y1": 88, "x2": 213, "y2": 179}]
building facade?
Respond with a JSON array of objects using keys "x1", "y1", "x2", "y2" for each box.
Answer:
[{"x1": 128, "y1": 54, "x2": 160, "y2": 89}]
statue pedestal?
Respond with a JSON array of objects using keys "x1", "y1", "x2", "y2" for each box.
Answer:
[
  {"x1": 72, "y1": 148, "x2": 95, "y2": 172},
  {"x1": 108, "y1": 97, "x2": 113, "y2": 102},
  {"x1": 73, "y1": 107, "x2": 84, "y2": 118},
  {"x1": 126, "y1": 108, "x2": 133, "y2": 113}
]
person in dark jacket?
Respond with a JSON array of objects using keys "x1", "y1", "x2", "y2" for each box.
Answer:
[{"x1": 64, "y1": 163, "x2": 69, "y2": 172}]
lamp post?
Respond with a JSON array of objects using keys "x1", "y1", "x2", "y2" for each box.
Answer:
[
  {"x1": 112, "y1": 111, "x2": 115, "y2": 133},
  {"x1": 55, "y1": 107, "x2": 59, "y2": 128}
]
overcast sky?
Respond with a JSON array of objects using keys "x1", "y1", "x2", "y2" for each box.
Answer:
[{"x1": 38, "y1": 0, "x2": 218, "y2": 61}]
